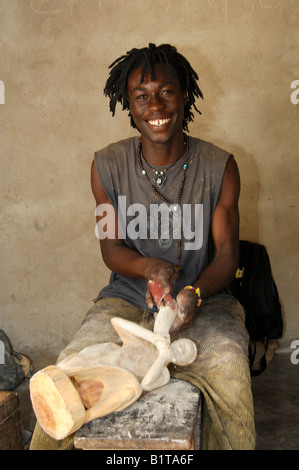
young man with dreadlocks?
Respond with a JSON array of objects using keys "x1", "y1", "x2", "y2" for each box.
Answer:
[{"x1": 30, "y1": 44, "x2": 255, "y2": 450}]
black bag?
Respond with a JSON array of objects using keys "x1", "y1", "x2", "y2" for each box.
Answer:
[{"x1": 229, "y1": 240, "x2": 283, "y2": 375}]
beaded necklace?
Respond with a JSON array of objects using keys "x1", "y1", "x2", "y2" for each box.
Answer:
[
  {"x1": 141, "y1": 140, "x2": 188, "y2": 188},
  {"x1": 137, "y1": 134, "x2": 190, "y2": 270}
]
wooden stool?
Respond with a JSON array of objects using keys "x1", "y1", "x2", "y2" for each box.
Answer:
[
  {"x1": 74, "y1": 379, "x2": 201, "y2": 450},
  {"x1": 0, "y1": 391, "x2": 23, "y2": 450}
]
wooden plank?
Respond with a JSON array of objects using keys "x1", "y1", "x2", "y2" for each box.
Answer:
[
  {"x1": 74, "y1": 379, "x2": 201, "y2": 450},
  {"x1": 0, "y1": 391, "x2": 23, "y2": 450}
]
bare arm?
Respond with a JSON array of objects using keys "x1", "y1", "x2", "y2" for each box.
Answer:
[
  {"x1": 91, "y1": 160, "x2": 179, "y2": 304},
  {"x1": 171, "y1": 156, "x2": 240, "y2": 332},
  {"x1": 194, "y1": 155, "x2": 240, "y2": 296}
]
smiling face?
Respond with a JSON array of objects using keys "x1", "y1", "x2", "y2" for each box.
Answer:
[{"x1": 127, "y1": 63, "x2": 187, "y2": 146}]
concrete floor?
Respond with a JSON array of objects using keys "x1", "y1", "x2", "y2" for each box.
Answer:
[
  {"x1": 251, "y1": 351, "x2": 299, "y2": 450},
  {"x1": 15, "y1": 351, "x2": 299, "y2": 450}
]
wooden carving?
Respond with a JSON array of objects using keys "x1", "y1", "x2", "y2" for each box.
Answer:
[{"x1": 30, "y1": 281, "x2": 197, "y2": 440}]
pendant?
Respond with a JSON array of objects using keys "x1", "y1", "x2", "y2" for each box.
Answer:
[{"x1": 153, "y1": 172, "x2": 166, "y2": 187}]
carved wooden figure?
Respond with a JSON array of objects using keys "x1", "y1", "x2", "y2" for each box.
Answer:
[{"x1": 29, "y1": 282, "x2": 197, "y2": 440}]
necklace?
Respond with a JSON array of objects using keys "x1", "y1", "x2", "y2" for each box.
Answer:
[
  {"x1": 139, "y1": 136, "x2": 188, "y2": 188},
  {"x1": 137, "y1": 134, "x2": 190, "y2": 270}
]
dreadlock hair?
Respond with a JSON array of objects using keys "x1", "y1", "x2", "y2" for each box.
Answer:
[{"x1": 103, "y1": 43, "x2": 204, "y2": 132}]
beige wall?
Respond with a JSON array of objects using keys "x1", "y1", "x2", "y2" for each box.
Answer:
[{"x1": 1, "y1": 0, "x2": 298, "y2": 354}]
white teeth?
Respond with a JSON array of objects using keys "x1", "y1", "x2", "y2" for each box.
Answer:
[{"x1": 148, "y1": 118, "x2": 170, "y2": 127}]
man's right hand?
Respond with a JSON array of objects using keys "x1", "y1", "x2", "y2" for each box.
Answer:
[{"x1": 144, "y1": 260, "x2": 179, "y2": 310}]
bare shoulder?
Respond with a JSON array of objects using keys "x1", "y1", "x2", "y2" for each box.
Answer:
[
  {"x1": 225, "y1": 155, "x2": 240, "y2": 180},
  {"x1": 91, "y1": 159, "x2": 110, "y2": 205},
  {"x1": 223, "y1": 156, "x2": 240, "y2": 194}
]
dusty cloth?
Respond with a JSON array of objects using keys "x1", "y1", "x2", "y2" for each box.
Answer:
[{"x1": 30, "y1": 295, "x2": 255, "y2": 450}]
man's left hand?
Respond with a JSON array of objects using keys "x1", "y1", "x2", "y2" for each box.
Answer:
[{"x1": 169, "y1": 288, "x2": 198, "y2": 334}]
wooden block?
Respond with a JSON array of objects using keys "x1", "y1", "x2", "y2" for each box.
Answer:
[
  {"x1": 0, "y1": 391, "x2": 23, "y2": 450},
  {"x1": 74, "y1": 379, "x2": 201, "y2": 450}
]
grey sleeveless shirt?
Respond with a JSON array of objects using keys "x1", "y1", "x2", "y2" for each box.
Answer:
[{"x1": 94, "y1": 135, "x2": 232, "y2": 312}]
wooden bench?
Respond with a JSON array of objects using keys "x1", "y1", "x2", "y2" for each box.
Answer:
[
  {"x1": 0, "y1": 391, "x2": 23, "y2": 450},
  {"x1": 74, "y1": 379, "x2": 202, "y2": 450}
]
